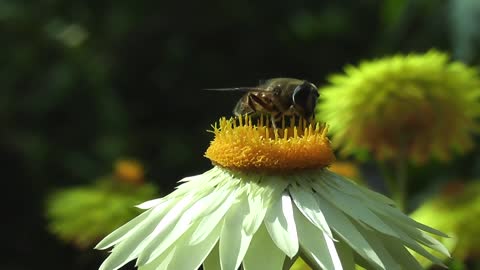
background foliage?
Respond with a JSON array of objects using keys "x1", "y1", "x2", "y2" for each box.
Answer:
[{"x1": 3, "y1": 0, "x2": 480, "y2": 269}]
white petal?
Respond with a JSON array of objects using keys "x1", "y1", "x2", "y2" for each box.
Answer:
[
  {"x1": 203, "y1": 244, "x2": 221, "y2": 270},
  {"x1": 96, "y1": 198, "x2": 177, "y2": 250},
  {"x1": 242, "y1": 176, "x2": 287, "y2": 235},
  {"x1": 324, "y1": 171, "x2": 448, "y2": 237},
  {"x1": 334, "y1": 238, "x2": 356, "y2": 270},
  {"x1": 356, "y1": 225, "x2": 401, "y2": 270},
  {"x1": 354, "y1": 253, "x2": 376, "y2": 270},
  {"x1": 364, "y1": 213, "x2": 446, "y2": 266},
  {"x1": 133, "y1": 194, "x2": 196, "y2": 263},
  {"x1": 348, "y1": 188, "x2": 448, "y2": 238},
  {"x1": 315, "y1": 196, "x2": 385, "y2": 270},
  {"x1": 259, "y1": 175, "x2": 290, "y2": 202},
  {"x1": 243, "y1": 224, "x2": 286, "y2": 270},
  {"x1": 136, "y1": 172, "x2": 217, "y2": 211},
  {"x1": 137, "y1": 187, "x2": 230, "y2": 265},
  {"x1": 136, "y1": 198, "x2": 165, "y2": 209},
  {"x1": 173, "y1": 171, "x2": 222, "y2": 198},
  {"x1": 95, "y1": 208, "x2": 151, "y2": 250},
  {"x1": 359, "y1": 224, "x2": 442, "y2": 270},
  {"x1": 138, "y1": 246, "x2": 176, "y2": 270},
  {"x1": 403, "y1": 216, "x2": 449, "y2": 237},
  {"x1": 293, "y1": 205, "x2": 343, "y2": 270},
  {"x1": 415, "y1": 231, "x2": 450, "y2": 257},
  {"x1": 178, "y1": 174, "x2": 205, "y2": 183},
  {"x1": 289, "y1": 184, "x2": 334, "y2": 240},
  {"x1": 219, "y1": 199, "x2": 254, "y2": 270},
  {"x1": 379, "y1": 235, "x2": 424, "y2": 270},
  {"x1": 313, "y1": 181, "x2": 399, "y2": 238},
  {"x1": 242, "y1": 183, "x2": 270, "y2": 235},
  {"x1": 264, "y1": 193, "x2": 299, "y2": 258},
  {"x1": 98, "y1": 198, "x2": 179, "y2": 270},
  {"x1": 189, "y1": 190, "x2": 237, "y2": 245},
  {"x1": 377, "y1": 213, "x2": 450, "y2": 257},
  {"x1": 399, "y1": 238, "x2": 445, "y2": 266},
  {"x1": 365, "y1": 199, "x2": 449, "y2": 237},
  {"x1": 164, "y1": 221, "x2": 222, "y2": 270},
  {"x1": 324, "y1": 170, "x2": 395, "y2": 205}
]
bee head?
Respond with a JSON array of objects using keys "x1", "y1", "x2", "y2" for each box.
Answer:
[{"x1": 292, "y1": 81, "x2": 319, "y2": 118}]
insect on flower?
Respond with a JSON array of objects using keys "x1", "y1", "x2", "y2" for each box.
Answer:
[{"x1": 207, "y1": 78, "x2": 319, "y2": 128}]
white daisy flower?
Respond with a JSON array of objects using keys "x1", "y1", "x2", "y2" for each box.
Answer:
[{"x1": 96, "y1": 116, "x2": 449, "y2": 270}]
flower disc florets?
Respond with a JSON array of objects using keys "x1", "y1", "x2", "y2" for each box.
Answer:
[
  {"x1": 205, "y1": 115, "x2": 335, "y2": 171},
  {"x1": 317, "y1": 50, "x2": 480, "y2": 163}
]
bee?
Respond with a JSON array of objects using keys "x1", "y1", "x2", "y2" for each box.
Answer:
[{"x1": 208, "y1": 78, "x2": 319, "y2": 127}]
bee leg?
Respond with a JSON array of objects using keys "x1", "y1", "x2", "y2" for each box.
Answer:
[
  {"x1": 271, "y1": 117, "x2": 277, "y2": 129},
  {"x1": 271, "y1": 113, "x2": 282, "y2": 129},
  {"x1": 249, "y1": 93, "x2": 276, "y2": 111},
  {"x1": 286, "y1": 105, "x2": 297, "y2": 117},
  {"x1": 246, "y1": 94, "x2": 259, "y2": 113}
]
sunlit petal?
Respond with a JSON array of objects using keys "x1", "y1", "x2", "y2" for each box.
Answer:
[
  {"x1": 293, "y1": 205, "x2": 342, "y2": 270},
  {"x1": 219, "y1": 197, "x2": 254, "y2": 270},
  {"x1": 243, "y1": 225, "x2": 285, "y2": 270},
  {"x1": 265, "y1": 192, "x2": 299, "y2": 258}
]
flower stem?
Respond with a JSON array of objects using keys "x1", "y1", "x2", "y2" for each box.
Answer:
[
  {"x1": 378, "y1": 158, "x2": 408, "y2": 212},
  {"x1": 394, "y1": 157, "x2": 408, "y2": 212},
  {"x1": 378, "y1": 161, "x2": 396, "y2": 196},
  {"x1": 282, "y1": 255, "x2": 298, "y2": 270}
]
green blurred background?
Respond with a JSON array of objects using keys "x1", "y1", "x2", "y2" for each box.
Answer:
[{"x1": 3, "y1": 0, "x2": 480, "y2": 269}]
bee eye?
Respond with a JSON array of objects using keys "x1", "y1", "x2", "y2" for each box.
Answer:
[{"x1": 293, "y1": 82, "x2": 319, "y2": 117}]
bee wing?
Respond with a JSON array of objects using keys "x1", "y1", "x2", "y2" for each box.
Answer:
[{"x1": 204, "y1": 87, "x2": 269, "y2": 92}]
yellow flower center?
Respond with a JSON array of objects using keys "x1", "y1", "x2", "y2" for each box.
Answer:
[{"x1": 205, "y1": 116, "x2": 335, "y2": 171}]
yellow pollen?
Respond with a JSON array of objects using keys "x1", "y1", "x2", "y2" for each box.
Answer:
[{"x1": 205, "y1": 116, "x2": 336, "y2": 172}]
